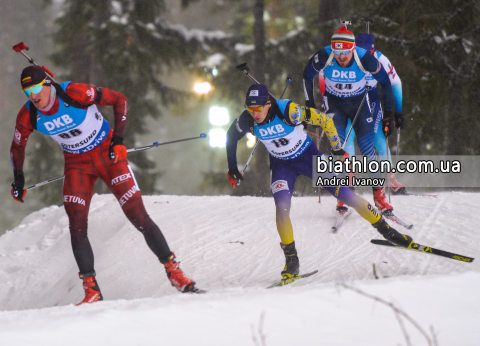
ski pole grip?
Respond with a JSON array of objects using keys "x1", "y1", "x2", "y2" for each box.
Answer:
[
  {"x1": 13, "y1": 42, "x2": 29, "y2": 52},
  {"x1": 236, "y1": 63, "x2": 248, "y2": 72}
]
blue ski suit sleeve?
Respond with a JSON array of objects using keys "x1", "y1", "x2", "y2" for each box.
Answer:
[
  {"x1": 226, "y1": 111, "x2": 251, "y2": 170},
  {"x1": 392, "y1": 83, "x2": 403, "y2": 113},
  {"x1": 303, "y1": 48, "x2": 330, "y2": 104},
  {"x1": 360, "y1": 53, "x2": 393, "y2": 112}
]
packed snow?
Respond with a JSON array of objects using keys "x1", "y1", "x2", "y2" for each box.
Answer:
[{"x1": 0, "y1": 192, "x2": 479, "y2": 345}]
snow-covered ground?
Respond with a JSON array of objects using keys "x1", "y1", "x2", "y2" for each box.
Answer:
[{"x1": 0, "y1": 192, "x2": 478, "y2": 345}]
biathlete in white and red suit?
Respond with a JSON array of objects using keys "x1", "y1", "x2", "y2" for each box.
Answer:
[
  {"x1": 303, "y1": 25, "x2": 397, "y2": 214},
  {"x1": 342, "y1": 33, "x2": 407, "y2": 195},
  {"x1": 10, "y1": 66, "x2": 199, "y2": 305},
  {"x1": 225, "y1": 84, "x2": 413, "y2": 279}
]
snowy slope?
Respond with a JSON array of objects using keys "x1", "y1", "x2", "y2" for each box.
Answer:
[{"x1": 0, "y1": 193, "x2": 479, "y2": 345}]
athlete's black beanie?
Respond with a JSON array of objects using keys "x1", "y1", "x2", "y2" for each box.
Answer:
[{"x1": 20, "y1": 66, "x2": 53, "y2": 90}]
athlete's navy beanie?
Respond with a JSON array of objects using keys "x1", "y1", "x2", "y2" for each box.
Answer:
[
  {"x1": 355, "y1": 33, "x2": 375, "y2": 53},
  {"x1": 245, "y1": 84, "x2": 270, "y2": 106}
]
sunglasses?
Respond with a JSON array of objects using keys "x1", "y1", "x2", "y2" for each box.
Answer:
[
  {"x1": 246, "y1": 104, "x2": 269, "y2": 113},
  {"x1": 22, "y1": 78, "x2": 46, "y2": 97},
  {"x1": 332, "y1": 49, "x2": 353, "y2": 56}
]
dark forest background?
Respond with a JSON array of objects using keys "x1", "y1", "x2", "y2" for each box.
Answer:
[{"x1": 1, "y1": 0, "x2": 479, "y2": 233}]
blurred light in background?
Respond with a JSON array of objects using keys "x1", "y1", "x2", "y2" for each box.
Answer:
[
  {"x1": 194, "y1": 82, "x2": 212, "y2": 94},
  {"x1": 212, "y1": 68, "x2": 219, "y2": 77},
  {"x1": 208, "y1": 106, "x2": 230, "y2": 126},
  {"x1": 208, "y1": 129, "x2": 227, "y2": 148},
  {"x1": 246, "y1": 133, "x2": 256, "y2": 148}
]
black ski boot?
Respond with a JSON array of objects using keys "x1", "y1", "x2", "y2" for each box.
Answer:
[
  {"x1": 280, "y1": 242, "x2": 300, "y2": 278},
  {"x1": 372, "y1": 218, "x2": 413, "y2": 248},
  {"x1": 392, "y1": 187, "x2": 407, "y2": 195}
]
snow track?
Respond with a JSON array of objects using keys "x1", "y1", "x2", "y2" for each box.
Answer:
[{"x1": 0, "y1": 193, "x2": 478, "y2": 345}]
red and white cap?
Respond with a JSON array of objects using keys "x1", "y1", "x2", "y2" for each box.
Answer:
[{"x1": 331, "y1": 26, "x2": 355, "y2": 54}]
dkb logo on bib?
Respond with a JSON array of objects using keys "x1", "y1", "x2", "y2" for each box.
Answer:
[{"x1": 259, "y1": 124, "x2": 285, "y2": 136}]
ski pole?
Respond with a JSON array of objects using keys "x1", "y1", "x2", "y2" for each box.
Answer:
[
  {"x1": 13, "y1": 42, "x2": 57, "y2": 83},
  {"x1": 127, "y1": 133, "x2": 207, "y2": 156},
  {"x1": 363, "y1": 17, "x2": 373, "y2": 34},
  {"x1": 396, "y1": 128, "x2": 400, "y2": 160},
  {"x1": 241, "y1": 141, "x2": 260, "y2": 176},
  {"x1": 26, "y1": 175, "x2": 64, "y2": 190},
  {"x1": 341, "y1": 86, "x2": 371, "y2": 150},
  {"x1": 279, "y1": 77, "x2": 293, "y2": 99},
  {"x1": 25, "y1": 134, "x2": 207, "y2": 191},
  {"x1": 385, "y1": 134, "x2": 391, "y2": 203},
  {"x1": 316, "y1": 127, "x2": 322, "y2": 203}
]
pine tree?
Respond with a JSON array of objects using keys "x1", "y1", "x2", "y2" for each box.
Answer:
[
  {"x1": 341, "y1": 0, "x2": 480, "y2": 155},
  {"x1": 28, "y1": 0, "x2": 235, "y2": 204}
]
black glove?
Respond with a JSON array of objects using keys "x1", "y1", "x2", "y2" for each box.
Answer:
[
  {"x1": 11, "y1": 169, "x2": 26, "y2": 203},
  {"x1": 228, "y1": 167, "x2": 244, "y2": 181},
  {"x1": 305, "y1": 100, "x2": 316, "y2": 110},
  {"x1": 331, "y1": 148, "x2": 346, "y2": 158},
  {"x1": 394, "y1": 112, "x2": 405, "y2": 129},
  {"x1": 331, "y1": 148, "x2": 349, "y2": 162},
  {"x1": 382, "y1": 111, "x2": 394, "y2": 137},
  {"x1": 227, "y1": 167, "x2": 244, "y2": 189}
]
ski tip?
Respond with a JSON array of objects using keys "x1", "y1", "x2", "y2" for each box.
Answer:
[
  {"x1": 407, "y1": 224, "x2": 414, "y2": 229},
  {"x1": 189, "y1": 288, "x2": 207, "y2": 294},
  {"x1": 370, "y1": 239, "x2": 394, "y2": 245},
  {"x1": 267, "y1": 270, "x2": 319, "y2": 288}
]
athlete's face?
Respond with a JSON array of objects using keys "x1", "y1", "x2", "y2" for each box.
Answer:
[
  {"x1": 333, "y1": 51, "x2": 353, "y2": 68},
  {"x1": 248, "y1": 103, "x2": 271, "y2": 123},
  {"x1": 28, "y1": 85, "x2": 51, "y2": 109}
]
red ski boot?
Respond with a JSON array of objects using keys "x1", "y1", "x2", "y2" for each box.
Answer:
[
  {"x1": 164, "y1": 253, "x2": 196, "y2": 293},
  {"x1": 336, "y1": 200, "x2": 348, "y2": 212},
  {"x1": 388, "y1": 173, "x2": 407, "y2": 195},
  {"x1": 76, "y1": 271, "x2": 103, "y2": 306},
  {"x1": 373, "y1": 187, "x2": 393, "y2": 214}
]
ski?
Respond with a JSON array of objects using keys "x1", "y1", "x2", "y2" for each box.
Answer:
[
  {"x1": 393, "y1": 191, "x2": 438, "y2": 198},
  {"x1": 189, "y1": 288, "x2": 207, "y2": 294},
  {"x1": 371, "y1": 239, "x2": 475, "y2": 263},
  {"x1": 266, "y1": 270, "x2": 319, "y2": 288},
  {"x1": 185, "y1": 286, "x2": 207, "y2": 294},
  {"x1": 382, "y1": 211, "x2": 413, "y2": 229},
  {"x1": 332, "y1": 210, "x2": 353, "y2": 233}
]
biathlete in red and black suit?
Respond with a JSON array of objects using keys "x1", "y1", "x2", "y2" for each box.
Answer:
[{"x1": 10, "y1": 66, "x2": 199, "y2": 305}]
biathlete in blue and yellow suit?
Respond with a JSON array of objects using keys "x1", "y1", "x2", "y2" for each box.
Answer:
[
  {"x1": 303, "y1": 25, "x2": 396, "y2": 214},
  {"x1": 226, "y1": 83, "x2": 413, "y2": 278}
]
